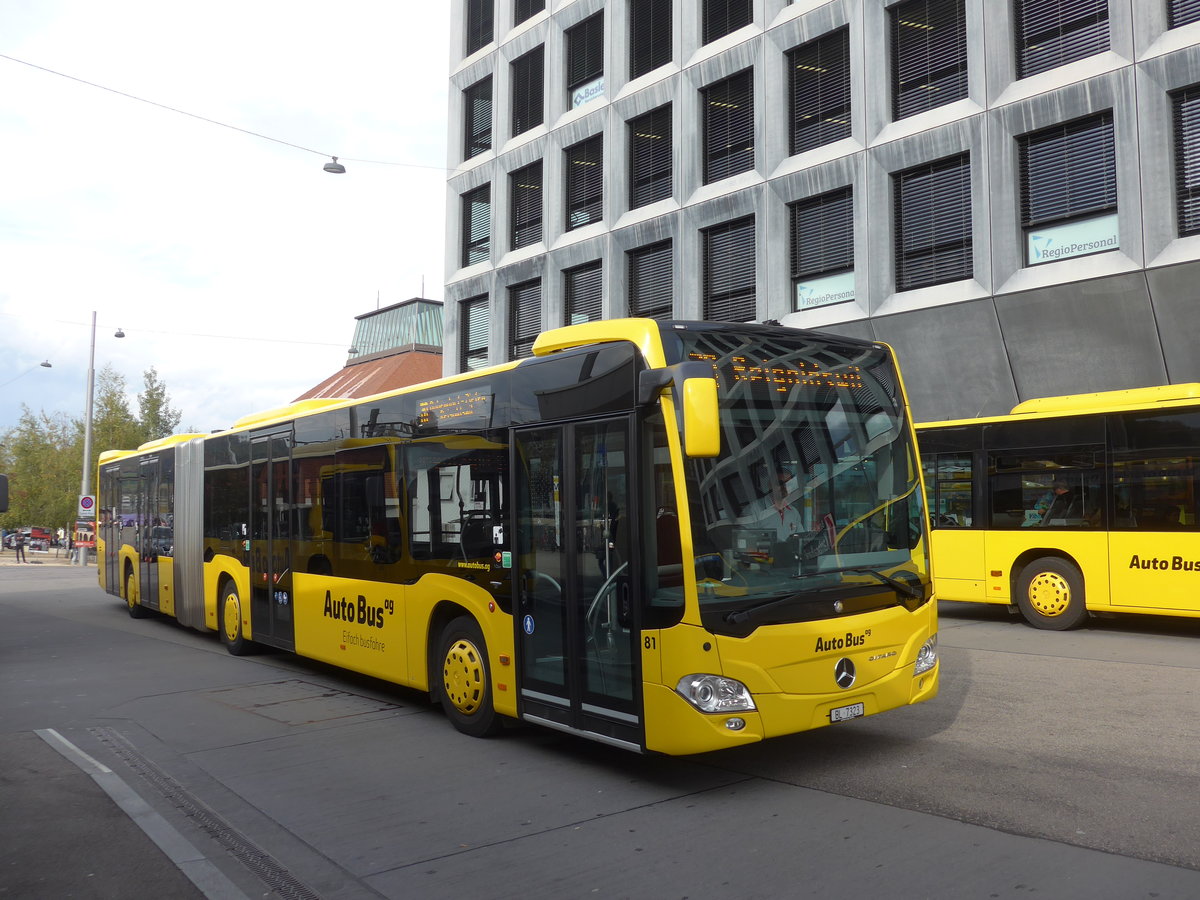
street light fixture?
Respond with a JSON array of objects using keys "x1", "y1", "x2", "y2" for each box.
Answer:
[{"x1": 77, "y1": 311, "x2": 125, "y2": 566}]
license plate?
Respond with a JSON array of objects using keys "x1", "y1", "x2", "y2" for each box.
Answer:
[{"x1": 830, "y1": 702, "x2": 865, "y2": 723}]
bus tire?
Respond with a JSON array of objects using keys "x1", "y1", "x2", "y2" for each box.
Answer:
[
  {"x1": 125, "y1": 567, "x2": 149, "y2": 619},
  {"x1": 219, "y1": 581, "x2": 254, "y2": 656},
  {"x1": 437, "y1": 616, "x2": 501, "y2": 738},
  {"x1": 1015, "y1": 557, "x2": 1088, "y2": 631}
]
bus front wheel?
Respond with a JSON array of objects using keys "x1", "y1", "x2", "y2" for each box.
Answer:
[
  {"x1": 125, "y1": 567, "x2": 149, "y2": 619},
  {"x1": 437, "y1": 616, "x2": 501, "y2": 738},
  {"x1": 1016, "y1": 557, "x2": 1088, "y2": 630},
  {"x1": 220, "y1": 582, "x2": 254, "y2": 655}
]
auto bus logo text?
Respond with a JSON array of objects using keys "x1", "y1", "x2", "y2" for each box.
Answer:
[{"x1": 323, "y1": 591, "x2": 393, "y2": 629}]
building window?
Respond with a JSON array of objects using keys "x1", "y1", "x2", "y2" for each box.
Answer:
[
  {"x1": 628, "y1": 240, "x2": 673, "y2": 319},
  {"x1": 1014, "y1": 0, "x2": 1108, "y2": 79},
  {"x1": 894, "y1": 153, "x2": 971, "y2": 291},
  {"x1": 703, "y1": 0, "x2": 752, "y2": 45},
  {"x1": 788, "y1": 28, "x2": 851, "y2": 156},
  {"x1": 565, "y1": 261, "x2": 603, "y2": 325},
  {"x1": 512, "y1": 46, "x2": 544, "y2": 138},
  {"x1": 461, "y1": 184, "x2": 490, "y2": 267},
  {"x1": 465, "y1": 0, "x2": 493, "y2": 56},
  {"x1": 460, "y1": 295, "x2": 489, "y2": 371},
  {"x1": 703, "y1": 216, "x2": 756, "y2": 321},
  {"x1": 1170, "y1": 0, "x2": 1200, "y2": 28},
  {"x1": 890, "y1": 0, "x2": 967, "y2": 121},
  {"x1": 565, "y1": 135, "x2": 603, "y2": 230},
  {"x1": 702, "y1": 69, "x2": 754, "y2": 184},
  {"x1": 628, "y1": 105, "x2": 672, "y2": 209},
  {"x1": 463, "y1": 77, "x2": 492, "y2": 161},
  {"x1": 510, "y1": 160, "x2": 543, "y2": 250},
  {"x1": 1019, "y1": 113, "x2": 1116, "y2": 264},
  {"x1": 514, "y1": 0, "x2": 544, "y2": 27},
  {"x1": 566, "y1": 12, "x2": 604, "y2": 109},
  {"x1": 630, "y1": 0, "x2": 671, "y2": 80},
  {"x1": 1175, "y1": 86, "x2": 1200, "y2": 236},
  {"x1": 790, "y1": 187, "x2": 854, "y2": 310},
  {"x1": 509, "y1": 279, "x2": 541, "y2": 359}
]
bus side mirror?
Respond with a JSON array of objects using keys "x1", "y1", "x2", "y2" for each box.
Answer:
[
  {"x1": 0, "y1": 474, "x2": 7, "y2": 513},
  {"x1": 638, "y1": 363, "x2": 720, "y2": 458},
  {"x1": 680, "y1": 376, "x2": 719, "y2": 458}
]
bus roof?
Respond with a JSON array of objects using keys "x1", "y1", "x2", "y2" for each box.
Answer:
[{"x1": 919, "y1": 383, "x2": 1200, "y2": 429}]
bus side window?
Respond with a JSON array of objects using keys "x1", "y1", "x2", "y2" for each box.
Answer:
[{"x1": 931, "y1": 453, "x2": 972, "y2": 527}]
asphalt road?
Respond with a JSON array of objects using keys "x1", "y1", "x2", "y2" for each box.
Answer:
[{"x1": 2, "y1": 562, "x2": 1199, "y2": 899}]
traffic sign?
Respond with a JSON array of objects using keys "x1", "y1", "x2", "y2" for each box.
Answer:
[{"x1": 78, "y1": 494, "x2": 96, "y2": 520}]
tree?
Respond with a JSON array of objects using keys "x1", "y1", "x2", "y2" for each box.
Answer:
[
  {"x1": 138, "y1": 366, "x2": 182, "y2": 441},
  {"x1": 0, "y1": 365, "x2": 187, "y2": 533},
  {"x1": 0, "y1": 406, "x2": 79, "y2": 531},
  {"x1": 91, "y1": 364, "x2": 144, "y2": 457}
]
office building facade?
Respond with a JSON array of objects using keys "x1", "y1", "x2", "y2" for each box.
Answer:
[{"x1": 443, "y1": 0, "x2": 1200, "y2": 421}]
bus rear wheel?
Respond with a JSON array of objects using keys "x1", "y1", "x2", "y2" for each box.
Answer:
[
  {"x1": 437, "y1": 616, "x2": 501, "y2": 738},
  {"x1": 1016, "y1": 557, "x2": 1088, "y2": 630},
  {"x1": 220, "y1": 582, "x2": 254, "y2": 655},
  {"x1": 125, "y1": 568, "x2": 149, "y2": 619}
]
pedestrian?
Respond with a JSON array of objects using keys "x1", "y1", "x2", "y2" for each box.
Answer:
[{"x1": 14, "y1": 531, "x2": 26, "y2": 563}]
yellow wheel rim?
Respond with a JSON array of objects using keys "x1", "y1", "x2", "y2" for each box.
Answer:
[
  {"x1": 223, "y1": 592, "x2": 241, "y2": 643},
  {"x1": 126, "y1": 574, "x2": 138, "y2": 610},
  {"x1": 1027, "y1": 571, "x2": 1071, "y2": 617},
  {"x1": 443, "y1": 638, "x2": 485, "y2": 716}
]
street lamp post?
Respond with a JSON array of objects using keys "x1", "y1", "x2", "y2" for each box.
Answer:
[
  {"x1": 77, "y1": 312, "x2": 97, "y2": 566},
  {"x1": 77, "y1": 312, "x2": 123, "y2": 566}
]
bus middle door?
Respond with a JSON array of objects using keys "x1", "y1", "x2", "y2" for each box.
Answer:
[
  {"x1": 138, "y1": 457, "x2": 161, "y2": 609},
  {"x1": 514, "y1": 418, "x2": 642, "y2": 751},
  {"x1": 249, "y1": 429, "x2": 295, "y2": 651}
]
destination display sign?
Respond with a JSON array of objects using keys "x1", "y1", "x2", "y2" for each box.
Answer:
[
  {"x1": 688, "y1": 352, "x2": 866, "y2": 393},
  {"x1": 417, "y1": 388, "x2": 494, "y2": 430}
]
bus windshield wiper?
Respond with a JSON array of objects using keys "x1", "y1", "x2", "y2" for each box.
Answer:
[
  {"x1": 804, "y1": 566, "x2": 924, "y2": 601},
  {"x1": 723, "y1": 581, "x2": 878, "y2": 625}
]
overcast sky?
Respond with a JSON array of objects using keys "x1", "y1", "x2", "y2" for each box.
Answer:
[{"x1": 0, "y1": 1, "x2": 452, "y2": 439}]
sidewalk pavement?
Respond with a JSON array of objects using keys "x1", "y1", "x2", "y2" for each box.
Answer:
[
  {"x1": 0, "y1": 549, "x2": 86, "y2": 567},
  {"x1": 1, "y1": 729, "x2": 209, "y2": 898}
]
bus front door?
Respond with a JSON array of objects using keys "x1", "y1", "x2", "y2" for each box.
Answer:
[
  {"x1": 249, "y1": 430, "x2": 295, "y2": 651},
  {"x1": 515, "y1": 419, "x2": 642, "y2": 751}
]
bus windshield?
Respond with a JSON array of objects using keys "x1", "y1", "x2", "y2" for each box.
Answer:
[{"x1": 671, "y1": 327, "x2": 928, "y2": 633}]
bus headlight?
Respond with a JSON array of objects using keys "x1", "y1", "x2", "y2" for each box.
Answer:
[
  {"x1": 914, "y1": 635, "x2": 938, "y2": 676},
  {"x1": 675, "y1": 674, "x2": 756, "y2": 713}
]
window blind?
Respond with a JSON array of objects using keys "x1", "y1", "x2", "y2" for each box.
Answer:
[
  {"x1": 512, "y1": 46, "x2": 545, "y2": 137},
  {"x1": 891, "y1": 0, "x2": 967, "y2": 121},
  {"x1": 703, "y1": 0, "x2": 752, "y2": 45},
  {"x1": 630, "y1": 0, "x2": 671, "y2": 79},
  {"x1": 628, "y1": 105, "x2": 672, "y2": 209},
  {"x1": 565, "y1": 261, "x2": 603, "y2": 324},
  {"x1": 788, "y1": 28, "x2": 851, "y2": 155},
  {"x1": 790, "y1": 187, "x2": 853, "y2": 279},
  {"x1": 510, "y1": 160, "x2": 543, "y2": 250},
  {"x1": 460, "y1": 295, "x2": 489, "y2": 371},
  {"x1": 461, "y1": 185, "x2": 490, "y2": 267},
  {"x1": 703, "y1": 217, "x2": 756, "y2": 321},
  {"x1": 628, "y1": 241, "x2": 673, "y2": 319},
  {"x1": 1019, "y1": 112, "x2": 1115, "y2": 228},
  {"x1": 565, "y1": 135, "x2": 603, "y2": 230},
  {"x1": 566, "y1": 13, "x2": 604, "y2": 93},
  {"x1": 1174, "y1": 86, "x2": 1200, "y2": 236},
  {"x1": 463, "y1": 77, "x2": 492, "y2": 160},
  {"x1": 894, "y1": 154, "x2": 971, "y2": 290},
  {"x1": 1015, "y1": 0, "x2": 1108, "y2": 79},
  {"x1": 703, "y1": 69, "x2": 754, "y2": 184},
  {"x1": 509, "y1": 280, "x2": 541, "y2": 360},
  {"x1": 465, "y1": 0, "x2": 493, "y2": 56}
]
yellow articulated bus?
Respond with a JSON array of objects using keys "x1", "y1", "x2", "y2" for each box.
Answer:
[
  {"x1": 97, "y1": 319, "x2": 938, "y2": 755},
  {"x1": 918, "y1": 383, "x2": 1200, "y2": 631}
]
